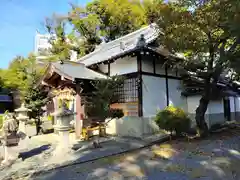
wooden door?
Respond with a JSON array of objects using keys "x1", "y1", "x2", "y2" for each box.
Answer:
[{"x1": 223, "y1": 98, "x2": 231, "y2": 121}]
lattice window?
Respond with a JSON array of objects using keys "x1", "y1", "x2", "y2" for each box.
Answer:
[{"x1": 115, "y1": 77, "x2": 138, "y2": 103}]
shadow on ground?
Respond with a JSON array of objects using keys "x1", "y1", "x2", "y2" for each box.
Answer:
[
  {"x1": 19, "y1": 144, "x2": 51, "y2": 161},
  {"x1": 31, "y1": 127, "x2": 240, "y2": 180}
]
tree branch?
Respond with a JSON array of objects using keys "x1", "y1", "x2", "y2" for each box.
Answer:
[{"x1": 227, "y1": 38, "x2": 240, "y2": 55}]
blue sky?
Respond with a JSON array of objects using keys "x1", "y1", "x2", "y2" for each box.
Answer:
[{"x1": 0, "y1": 0, "x2": 91, "y2": 69}]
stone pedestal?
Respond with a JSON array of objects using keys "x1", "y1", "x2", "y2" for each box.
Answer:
[
  {"x1": 1, "y1": 113, "x2": 22, "y2": 166},
  {"x1": 15, "y1": 103, "x2": 31, "y2": 134},
  {"x1": 1, "y1": 146, "x2": 18, "y2": 165},
  {"x1": 53, "y1": 109, "x2": 75, "y2": 150}
]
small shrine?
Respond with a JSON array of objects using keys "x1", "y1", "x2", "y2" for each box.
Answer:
[{"x1": 39, "y1": 60, "x2": 107, "y2": 139}]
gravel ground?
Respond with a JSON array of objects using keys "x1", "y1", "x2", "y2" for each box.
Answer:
[
  {"x1": 1, "y1": 127, "x2": 240, "y2": 180},
  {"x1": 0, "y1": 132, "x2": 167, "y2": 180},
  {"x1": 30, "y1": 127, "x2": 240, "y2": 180}
]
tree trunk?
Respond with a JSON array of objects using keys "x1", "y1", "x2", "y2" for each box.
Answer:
[
  {"x1": 195, "y1": 96, "x2": 209, "y2": 137},
  {"x1": 35, "y1": 118, "x2": 41, "y2": 135},
  {"x1": 195, "y1": 37, "x2": 214, "y2": 137}
]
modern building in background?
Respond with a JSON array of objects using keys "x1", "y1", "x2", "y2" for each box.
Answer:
[
  {"x1": 34, "y1": 31, "x2": 78, "y2": 63},
  {"x1": 34, "y1": 32, "x2": 54, "y2": 66},
  {"x1": 35, "y1": 31, "x2": 54, "y2": 55}
]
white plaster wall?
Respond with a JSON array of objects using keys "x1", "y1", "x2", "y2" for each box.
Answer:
[
  {"x1": 155, "y1": 62, "x2": 165, "y2": 75},
  {"x1": 187, "y1": 96, "x2": 224, "y2": 115},
  {"x1": 187, "y1": 96, "x2": 209, "y2": 128},
  {"x1": 234, "y1": 97, "x2": 240, "y2": 122},
  {"x1": 208, "y1": 100, "x2": 224, "y2": 114},
  {"x1": 187, "y1": 96, "x2": 227, "y2": 127},
  {"x1": 229, "y1": 97, "x2": 235, "y2": 113},
  {"x1": 110, "y1": 56, "x2": 137, "y2": 76},
  {"x1": 142, "y1": 55, "x2": 154, "y2": 73},
  {"x1": 235, "y1": 97, "x2": 240, "y2": 112},
  {"x1": 98, "y1": 64, "x2": 108, "y2": 74},
  {"x1": 229, "y1": 96, "x2": 237, "y2": 121},
  {"x1": 142, "y1": 75, "x2": 167, "y2": 117},
  {"x1": 208, "y1": 99, "x2": 225, "y2": 126},
  {"x1": 168, "y1": 79, "x2": 185, "y2": 109},
  {"x1": 168, "y1": 70, "x2": 178, "y2": 76},
  {"x1": 187, "y1": 96, "x2": 206, "y2": 113}
]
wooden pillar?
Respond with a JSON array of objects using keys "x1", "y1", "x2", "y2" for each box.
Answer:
[
  {"x1": 53, "y1": 97, "x2": 58, "y2": 134},
  {"x1": 165, "y1": 66, "x2": 169, "y2": 106},
  {"x1": 137, "y1": 51, "x2": 143, "y2": 117},
  {"x1": 75, "y1": 84, "x2": 83, "y2": 139},
  {"x1": 108, "y1": 62, "x2": 111, "y2": 76},
  {"x1": 153, "y1": 55, "x2": 156, "y2": 74}
]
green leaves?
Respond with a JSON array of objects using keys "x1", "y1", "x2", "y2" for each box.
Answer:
[
  {"x1": 43, "y1": 0, "x2": 148, "y2": 59},
  {"x1": 1, "y1": 54, "x2": 44, "y2": 99},
  {"x1": 70, "y1": 0, "x2": 146, "y2": 42},
  {"x1": 155, "y1": 106, "x2": 191, "y2": 135},
  {"x1": 147, "y1": 0, "x2": 240, "y2": 133},
  {"x1": 85, "y1": 76, "x2": 125, "y2": 120},
  {"x1": 24, "y1": 86, "x2": 49, "y2": 118},
  {"x1": 0, "y1": 54, "x2": 49, "y2": 119}
]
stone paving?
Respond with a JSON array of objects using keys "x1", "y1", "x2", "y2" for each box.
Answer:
[
  {"x1": 1, "y1": 127, "x2": 240, "y2": 180},
  {"x1": 30, "y1": 128, "x2": 240, "y2": 180},
  {"x1": 0, "y1": 131, "x2": 168, "y2": 180}
]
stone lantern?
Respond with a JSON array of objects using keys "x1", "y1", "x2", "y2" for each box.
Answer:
[
  {"x1": 53, "y1": 101, "x2": 76, "y2": 149},
  {"x1": 15, "y1": 103, "x2": 31, "y2": 134},
  {"x1": 0, "y1": 113, "x2": 27, "y2": 165}
]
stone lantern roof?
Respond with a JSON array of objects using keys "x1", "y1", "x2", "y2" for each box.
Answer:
[{"x1": 15, "y1": 103, "x2": 31, "y2": 112}]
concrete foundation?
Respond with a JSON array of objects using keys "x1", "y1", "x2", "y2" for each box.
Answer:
[{"x1": 105, "y1": 117, "x2": 159, "y2": 138}]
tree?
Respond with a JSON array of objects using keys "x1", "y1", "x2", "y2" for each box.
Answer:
[
  {"x1": 23, "y1": 56, "x2": 50, "y2": 135},
  {"x1": 24, "y1": 84, "x2": 49, "y2": 135},
  {"x1": 45, "y1": 15, "x2": 73, "y2": 61},
  {"x1": 0, "y1": 70, "x2": 5, "y2": 90},
  {"x1": 1, "y1": 56, "x2": 30, "y2": 96},
  {"x1": 68, "y1": 5, "x2": 102, "y2": 55},
  {"x1": 146, "y1": 0, "x2": 240, "y2": 136},
  {"x1": 85, "y1": 76, "x2": 125, "y2": 121},
  {"x1": 67, "y1": 0, "x2": 147, "y2": 54},
  {"x1": 1, "y1": 54, "x2": 49, "y2": 134},
  {"x1": 44, "y1": 0, "x2": 147, "y2": 60},
  {"x1": 85, "y1": 0, "x2": 146, "y2": 42}
]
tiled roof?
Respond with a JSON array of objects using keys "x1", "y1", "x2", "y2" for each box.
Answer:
[
  {"x1": 50, "y1": 61, "x2": 107, "y2": 81},
  {"x1": 77, "y1": 23, "x2": 161, "y2": 66}
]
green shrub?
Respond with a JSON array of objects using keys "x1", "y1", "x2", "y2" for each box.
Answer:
[
  {"x1": 155, "y1": 106, "x2": 191, "y2": 136},
  {"x1": 47, "y1": 115, "x2": 53, "y2": 121},
  {"x1": 108, "y1": 109, "x2": 124, "y2": 119},
  {"x1": 0, "y1": 114, "x2": 3, "y2": 129}
]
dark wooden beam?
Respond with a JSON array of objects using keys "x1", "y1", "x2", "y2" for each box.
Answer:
[
  {"x1": 153, "y1": 56, "x2": 156, "y2": 74},
  {"x1": 137, "y1": 51, "x2": 143, "y2": 117},
  {"x1": 165, "y1": 66, "x2": 169, "y2": 106},
  {"x1": 141, "y1": 72, "x2": 181, "y2": 80},
  {"x1": 108, "y1": 62, "x2": 110, "y2": 76}
]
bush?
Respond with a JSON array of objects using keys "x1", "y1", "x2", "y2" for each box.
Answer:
[
  {"x1": 0, "y1": 114, "x2": 3, "y2": 129},
  {"x1": 155, "y1": 106, "x2": 191, "y2": 136},
  {"x1": 47, "y1": 115, "x2": 53, "y2": 121},
  {"x1": 108, "y1": 109, "x2": 124, "y2": 119}
]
